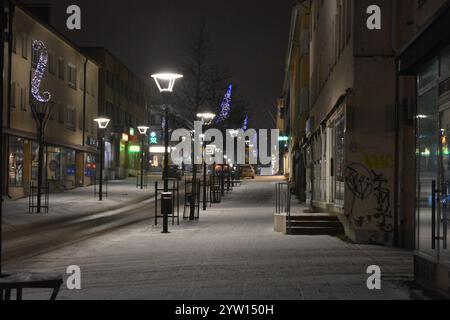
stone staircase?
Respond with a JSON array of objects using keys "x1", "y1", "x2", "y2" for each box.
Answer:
[{"x1": 286, "y1": 214, "x2": 345, "y2": 236}]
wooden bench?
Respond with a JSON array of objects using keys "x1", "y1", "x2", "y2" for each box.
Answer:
[{"x1": 0, "y1": 272, "x2": 63, "y2": 300}]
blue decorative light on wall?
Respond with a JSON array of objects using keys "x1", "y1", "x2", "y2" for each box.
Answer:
[
  {"x1": 242, "y1": 115, "x2": 249, "y2": 131},
  {"x1": 31, "y1": 40, "x2": 52, "y2": 103},
  {"x1": 215, "y1": 84, "x2": 233, "y2": 124}
]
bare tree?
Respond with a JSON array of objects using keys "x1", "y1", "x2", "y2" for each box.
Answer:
[{"x1": 173, "y1": 21, "x2": 230, "y2": 127}]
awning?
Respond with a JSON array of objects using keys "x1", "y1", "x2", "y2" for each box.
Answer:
[{"x1": 396, "y1": 2, "x2": 450, "y2": 75}]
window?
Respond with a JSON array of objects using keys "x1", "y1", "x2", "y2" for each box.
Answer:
[
  {"x1": 12, "y1": 31, "x2": 17, "y2": 53},
  {"x1": 9, "y1": 137, "x2": 24, "y2": 188},
  {"x1": 68, "y1": 64, "x2": 77, "y2": 89},
  {"x1": 58, "y1": 102, "x2": 65, "y2": 124},
  {"x1": 86, "y1": 76, "x2": 90, "y2": 94},
  {"x1": 48, "y1": 52, "x2": 55, "y2": 75},
  {"x1": 21, "y1": 34, "x2": 28, "y2": 59},
  {"x1": 66, "y1": 107, "x2": 76, "y2": 131},
  {"x1": 80, "y1": 70, "x2": 85, "y2": 90},
  {"x1": 91, "y1": 78, "x2": 95, "y2": 97},
  {"x1": 58, "y1": 58, "x2": 65, "y2": 80},
  {"x1": 20, "y1": 87, "x2": 27, "y2": 111},
  {"x1": 11, "y1": 82, "x2": 16, "y2": 108},
  {"x1": 79, "y1": 111, "x2": 83, "y2": 131}
]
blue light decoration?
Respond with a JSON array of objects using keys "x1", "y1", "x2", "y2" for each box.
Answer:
[
  {"x1": 149, "y1": 131, "x2": 158, "y2": 144},
  {"x1": 242, "y1": 115, "x2": 249, "y2": 131},
  {"x1": 31, "y1": 40, "x2": 51, "y2": 103},
  {"x1": 215, "y1": 84, "x2": 233, "y2": 124}
]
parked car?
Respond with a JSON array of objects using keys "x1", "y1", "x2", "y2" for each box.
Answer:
[{"x1": 240, "y1": 165, "x2": 256, "y2": 179}]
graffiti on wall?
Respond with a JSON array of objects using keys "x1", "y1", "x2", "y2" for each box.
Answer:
[
  {"x1": 362, "y1": 154, "x2": 394, "y2": 170},
  {"x1": 344, "y1": 163, "x2": 393, "y2": 234}
]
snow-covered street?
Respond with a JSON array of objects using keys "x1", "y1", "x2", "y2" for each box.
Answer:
[{"x1": 5, "y1": 176, "x2": 429, "y2": 300}]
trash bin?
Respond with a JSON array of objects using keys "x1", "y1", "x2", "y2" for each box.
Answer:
[{"x1": 161, "y1": 192, "x2": 173, "y2": 233}]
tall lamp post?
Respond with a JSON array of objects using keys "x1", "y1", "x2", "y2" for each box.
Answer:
[
  {"x1": 31, "y1": 101, "x2": 53, "y2": 213},
  {"x1": 151, "y1": 73, "x2": 183, "y2": 193},
  {"x1": 0, "y1": 0, "x2": 7, "y2": 276},
  {"x1": 151, "y1": 73, "x2": 182, "y2": 234},
  {"x1": 137, "y1": 126, "x2": 150, "y2": 189},
  {"x1": 30, "y1": 39, "x2": 54, "y2": 214},
  {"x1": 94, "y1": 118, "x2": 110, "y2": 201},
  {"x1": 228, "y1": 129, "x2": 240, "y2": 180},
  {"x1": 197, "y1": 112, "x2": 215, "y2": 212}
]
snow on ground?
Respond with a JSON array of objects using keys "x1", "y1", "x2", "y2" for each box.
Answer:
[{"x1": 5, "y1": 176, "x2": 428, "y2": 300}]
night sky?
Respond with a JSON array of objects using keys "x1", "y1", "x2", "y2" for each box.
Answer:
[{"x1": 23, "y1": 0, "x2": 294, "y2": 129}]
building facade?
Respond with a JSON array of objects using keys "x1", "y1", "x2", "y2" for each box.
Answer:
[
  {"x1": 397, "y1": 0, "x2": 450, "y2": 298},
  {"x1": 280, "y1": 3, "x2": 311, "y2": 201},
  {"x1": 3, "y1": 2, "x2": 99, "y2": 199},
  {"x1": 306, "y1": 0, "x2": 400, "y2": 246},
  {"x1": 281, "y1": 0, "x2": 450, "y2": 295},
  {"x1": 83, "y1": 48, "x2": 152, "y2": 180}
]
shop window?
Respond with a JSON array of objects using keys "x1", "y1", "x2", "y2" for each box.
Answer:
[
  {"x1": 46, "y1": 147, "x2": 76, "y2": 183},
  {"x1": 418, "y1": 58, "x2": 439, "y2": 94},
  {"x1": 85, "y1": 154, "x2": 96, "y2": 178},
  {"x1": 105, "y1": 141, "x2": 113, "y2": 169},
  {"x1": 9, "y1": 137, "x2": 24, "y2": 188},
  {"x1": 31, "y1": 142, "x2": 39, "y2": 182},
  {"x1": 440, "y1": 46, "x2": 450, "y2": 78}
]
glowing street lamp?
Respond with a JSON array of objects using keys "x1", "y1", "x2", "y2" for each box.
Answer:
[
  {"x1": 137, "y1": 126, "x2": 150, "y2": 135},
  {"x1": 152, "y1": 71, "x2": 183, "y2": 234},
  {"x1": 137, "y1": 126, "x2": 150, "y2": 189},
  {"x1": 196, "y1": 112, "x2": 216, "y2": 125},
  {"x1": 151, "y1": 73, "x2": 183, "y2": 93},
  {"x1": 94, "y1": 117, "x2": 111, "y2": 201},
  {"x1": 196, "y1": 112, "x2": 215, "y2": 213},
  {"x1": 94, "y1": 118, "x2": 110, "y2": 129}
]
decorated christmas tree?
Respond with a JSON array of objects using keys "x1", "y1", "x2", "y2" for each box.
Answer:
[{"x1": 215, "y1": 84, "x2": 233, "y2": 124}]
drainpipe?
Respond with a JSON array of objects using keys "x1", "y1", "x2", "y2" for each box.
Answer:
[
  {"x1": 81, "y1": 57, "x2": 88, "y2": 187},
  {"x1": 7, "y1": 0, "x2": 13, "y2": 130},
  {"x1": 5, "y1": 1, "x2": 14, "y2": 197},
  {"x1": 392, "y1": 0, "x2": 400, "y2": 247}
]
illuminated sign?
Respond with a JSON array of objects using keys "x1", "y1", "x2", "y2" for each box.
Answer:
[
  {"x1": 278, "y1": 136, "x2": 289, "y2": 142},
  {"x1": 129, "y1": 145, "x2": 140, "y2": 153},
  {"x1": 122, "y1": 133, "x2": 129, "y2": 142},
  {"x1": 129, "y1": 128, "x2": 135, "y2": 136},
  {"x1": 149, "y1": 131, "x2": 158, "y2": 144}
]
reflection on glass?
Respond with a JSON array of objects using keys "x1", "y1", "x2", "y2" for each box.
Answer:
[{"x1": 416, "y1": 88, "x2": 438, "y2": 256}]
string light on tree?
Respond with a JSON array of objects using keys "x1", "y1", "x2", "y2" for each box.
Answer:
[
  {"x1": 31, "y1": 40, "x2": 51, "y2": 103},
  {"x1": 215, "y1": 84, "x2": 233, "y2": 124},
  {"x1": 242, "y1": 115, "x2": 249, "y2": 131}
]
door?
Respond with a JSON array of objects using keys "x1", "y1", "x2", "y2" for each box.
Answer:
[{"x1": 437, "y1": 106, "x2": 450, "y2": 265}]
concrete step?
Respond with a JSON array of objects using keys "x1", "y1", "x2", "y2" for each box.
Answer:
[
  {"x1": 288, "y1": 214, "x2": 339, "y2": 222},
  {"x1": 287, "y1": 226, "x2": 345, "y2": 236},
  {"x1": 286, "y1": 213, "x2": 344, "y2": 236},
  {"x1": 288, "y1": 220, "x2": 343, "y2": 228}
]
